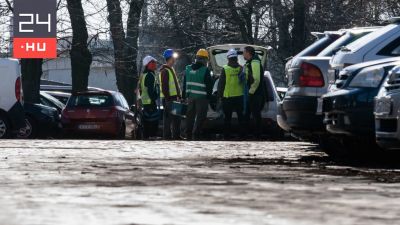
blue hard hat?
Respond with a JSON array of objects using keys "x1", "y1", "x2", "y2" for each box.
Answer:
[{"x1": 163, "y1": 49, "x2": 174, "y2": 59}]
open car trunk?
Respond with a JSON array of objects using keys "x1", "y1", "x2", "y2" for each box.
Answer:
[
  {"x1": 207, "y1": 44, "x2": 269, "y2": 77},
  {"x1": 204, "y1": 44, "x2": 280, "y2": 129}
]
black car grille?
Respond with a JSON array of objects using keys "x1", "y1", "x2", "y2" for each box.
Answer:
[
  {"x1": 322, "y1": 98, "x2": 333, "y2": 112},
  {"x1": 332, "y1": 69, "x2": 351, "y2": 89},
  {"x1": 385, "y1": 79, "x2": 400, "y2": 91},
  {"x1": 378, "y1": 119, "x2": 398, "y2": 133}
]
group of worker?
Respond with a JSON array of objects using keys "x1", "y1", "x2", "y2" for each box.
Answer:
[{"x1": 139, "y1": 46, "x2": 266, "y2": 140}]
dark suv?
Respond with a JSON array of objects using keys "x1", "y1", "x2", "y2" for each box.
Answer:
[{"x1": 321, "y1": 57, "x2": 400, "y2": 149}]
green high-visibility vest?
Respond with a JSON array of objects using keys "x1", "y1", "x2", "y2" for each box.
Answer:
[
  {"x1": 159, "y1": 68, "x2": 178, "y2": 98},
  {"x1": 223, "y1": 65, "x2": 243, "y2": 98},
  {"x1": 185, "y1": 65, "x2": 208, "y2": 99},
  {"x1": 140, "y1": 72, "x2": 157, "y2": 105}
]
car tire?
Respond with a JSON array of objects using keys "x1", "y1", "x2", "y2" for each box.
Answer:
[
  {"x1": 0, "y1": 114, "x2": 11, "y2": 139},
  {"x1": 17, "y1": 116, "x2": 37, "y2": 139}
]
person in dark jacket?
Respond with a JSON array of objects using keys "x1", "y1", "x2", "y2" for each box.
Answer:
[
  {"x1": 140, "y1": 56, "x2": 160, "y2": 139},
  {"x1": 243, "y1": 46, "x2": 266, "y2": 137},
  {"x1": 159, "y1": 49, "x2": 182, "y2": 140},
  {"x1": 217, "y1": 49, "x2": 245, "y2": 139},
  {"x1": 182, "y1": 49, "x2": 213, "y2": 140}
]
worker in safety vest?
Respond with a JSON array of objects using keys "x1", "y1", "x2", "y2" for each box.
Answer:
[
  {"x1": 243, "y1": 46, "x2": 266, "y2": 138},
  {"x1": 182, "y1": 49, "x2": 213, "y2": 140},
  {"x1": 217, "y1": 49, "x2": 245, "y2": 139},
  {"x1": 139, "y1": 56, "x2": 160, "y2": 139},
  {"x1": 159, "y1": 49, "x2": 182, "y2": 140}
]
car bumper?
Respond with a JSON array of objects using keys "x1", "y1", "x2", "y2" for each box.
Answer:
[
  {"x1": 277, "y1": 101, "x2": 291, "y2": 132},
  {"x1": 323, "y1": 89, "x2": 375, "y2": 137},
  {"x1": 282, "y1": 95, "x2": 325, "y2": 134},
  {"x1": 375, "y1": 93, "x2": 400, "y2": 150},
  {"x1": 63, "y1": 121, "x2": 120, "y2": 135}
]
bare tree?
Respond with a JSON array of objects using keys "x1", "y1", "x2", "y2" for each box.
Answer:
[
  {"x1": 106, "y1": 0, "x2": 144, "y2": 105},
  {"x1": 66, "y1": 0, "x2": 93, "y2": 92}
]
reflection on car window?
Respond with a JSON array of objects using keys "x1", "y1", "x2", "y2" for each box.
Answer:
[
  {"x1": 391, "y1": 45, "x2": 400, "y2": 56},
  {"x1": 68, "y1": 95, "x2": 113, "y2": 108},
  {"x1": 119, "y1": 94, "x2": 129, "y2": 109}
]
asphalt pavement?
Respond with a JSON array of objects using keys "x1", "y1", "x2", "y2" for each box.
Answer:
[{"x1": 0, "y1": 140, "x2": 400, "y2": 225}]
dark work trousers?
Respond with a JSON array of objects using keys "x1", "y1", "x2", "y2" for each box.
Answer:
[
  {"x1": 143, "y1": 104, "x2": 159, "y2": 139},
  {"x1": 246, "y1": 95, "x2": 265, "y2": 137},
  {"x1": 185, "y1": 98, "x2": 209, "y2": 140},
  {"x1": 163, "y1": 99, "x2": 181, "y2": 140},
  {"x1": 222, "y1": 96, "x2": 245, "y2": 138}
]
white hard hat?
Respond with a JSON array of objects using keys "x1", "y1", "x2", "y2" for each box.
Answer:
[
  {"x1": 143, "y1": 56, "x2": 157, "y2": 67},
  {"x1": 227, "y1": 49, "x2": 238, "y2": 59}
]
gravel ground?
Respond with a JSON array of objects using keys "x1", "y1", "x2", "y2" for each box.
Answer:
[{"x1": 1, "y1": 140, "x2": 400, "y2": 225}]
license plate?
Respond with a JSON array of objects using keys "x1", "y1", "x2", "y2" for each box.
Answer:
[
  {"x1": 316, "y1": 98, "x2": 324, "y2": 115},
  {"x1": 78, "y1": 124, "x2": 100, "y2": 130},
  {"x1": 375, "y1": 99, "x2": 392, "y2": 115}
]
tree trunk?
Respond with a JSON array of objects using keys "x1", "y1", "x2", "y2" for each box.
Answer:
[
  {"x1": 272, "y1": 0, "x2": 291, "y2": 59},
  {"x1": 106, "y1": 0, "x2": 144, "y2": 105},
  {"x1": 125, "y1": 0, "x2": 144, "y2": 105},
  {"x1": 67, "y1": 0, "x2": 92, "y2": 93},
  {"x1": 292, "y1": 0, "x2": 306, "y2": 55},
  {"x1": 21, "y1": 59, "x2": 43, "y2": 104}
]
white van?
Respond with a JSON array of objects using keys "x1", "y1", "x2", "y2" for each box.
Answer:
[
  {"x1": 330, "y1": 18, "x2": 400, "y2": 85},
  {"x1": 0, "y1": 59, "x2": 25, "y2": 138}
]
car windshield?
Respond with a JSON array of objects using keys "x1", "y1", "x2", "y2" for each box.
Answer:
[
  {"x1": 345, "y1": 24, "x2": 398, "y2": 52},
  {"x1": 67, "y1": 94, "x2": 113, "y2": 108},
  {"x1": 213, "y1": 49, "x2": 265, "y2": 67},
  {"x1": 317, "y1": 32, "x2": 370, "y2": 56}
]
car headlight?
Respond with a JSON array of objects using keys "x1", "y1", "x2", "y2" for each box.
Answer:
[{"x1": 348, "y1": 67, "x2": 385, "y2": 88}]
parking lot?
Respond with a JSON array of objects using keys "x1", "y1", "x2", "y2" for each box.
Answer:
[{"x1": 1, "y1": 140, "x2": 400, "y2": 225}]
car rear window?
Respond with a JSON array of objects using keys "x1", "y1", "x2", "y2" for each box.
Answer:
[
  {"x1": 317, "y1": 32, "x2": 370, "y2": 57},
  {"x1": 67, "y1": 94, "x2": 114, "y2": 108},
  {"x1": 295, "y1": 34, "x2": 341, "y2": 57}
]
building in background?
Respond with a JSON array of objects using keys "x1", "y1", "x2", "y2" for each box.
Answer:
[{"x1": 42, "y1": 39, "x2": 118, "y2": 91}]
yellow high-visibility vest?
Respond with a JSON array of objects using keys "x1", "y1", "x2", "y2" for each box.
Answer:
[
  {"x1": 140, "y1": 72, "x2": 157, "y2": 105},
  {"x1": 223, "y1": 65, "x2": 244, "y2": 98},
  {"x1": 159, "y1": 68, "x2": 178, "y2": 98}
]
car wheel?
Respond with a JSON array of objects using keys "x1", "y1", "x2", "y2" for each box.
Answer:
[
  {"x1": 17, "y1": 116, "x2": 37, "y2": 139},
  {"x1": 0, "y1": 114, "x2": 10, "y2": 139}
]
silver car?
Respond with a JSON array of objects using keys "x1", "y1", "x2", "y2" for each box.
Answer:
[
  {"x1": 375, "y1": 64, "x2": 400, "y2": 150},
  {"x1": 280, "y1": 27, "x2": 378, "y2": 141}
]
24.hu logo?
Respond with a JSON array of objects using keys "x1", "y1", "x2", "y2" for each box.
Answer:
[{"x1": 13, "y1": 0, "x2": 57, "y2": 59}]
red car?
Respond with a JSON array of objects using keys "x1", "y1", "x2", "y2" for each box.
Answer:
[{"x1": 61, "y1": 91, "x2": 135, "y2": 139}]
